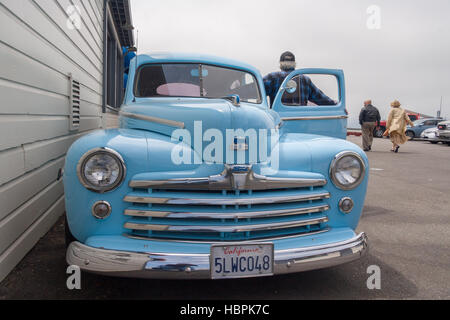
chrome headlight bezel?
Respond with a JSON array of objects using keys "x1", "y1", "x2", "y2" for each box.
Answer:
[
  {"x1": 76, "y1": 147, "x2": 126, "y2": 193},
  {"x1": 329, "y1": 151, "x2": 366, "y2": 190}
]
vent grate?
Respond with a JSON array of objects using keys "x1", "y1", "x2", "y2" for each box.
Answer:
[{"x1": 69, "y1": 73, "x2": 80, "y2": 131}]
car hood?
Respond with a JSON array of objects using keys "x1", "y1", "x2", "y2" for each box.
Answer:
[{"x1": 119, "y1": 98, "x2": 281, "y2": 164}]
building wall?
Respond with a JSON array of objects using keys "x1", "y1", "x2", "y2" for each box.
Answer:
[
  {"x1": 104, "y1": 111, "x2": 120, "y2": 128},
  {"x1": 0, "y1": 0, "x2": 106, "y2": 281}
]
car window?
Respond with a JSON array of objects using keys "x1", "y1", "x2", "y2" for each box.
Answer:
[
  {"x1": 423, "y1": 120, "x2": 435, "y2": 126},
  {"x1": 135, "y1": 63, "x2": 261, "y2": 104},
  {"x1": 156, "y1": 83, "x2": 204, "y2": 97},
  {"x1": 281, "y1": 74, "x2": 338, "y2": 106}
]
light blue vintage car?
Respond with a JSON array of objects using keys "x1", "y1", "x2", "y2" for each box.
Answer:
[{"x1": 64, "y1": 53, "x2": 369, "y2": 279}]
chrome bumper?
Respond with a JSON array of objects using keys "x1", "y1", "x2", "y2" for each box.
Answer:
[{"x1": 66, "y1": 233, "x2": 368, "y2": 279}]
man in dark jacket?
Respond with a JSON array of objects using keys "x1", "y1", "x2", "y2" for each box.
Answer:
[
  {"x1": 359, "y1": 100, "x2": 381, "y2": 151},
  {"x1": 263, "y1": 51, "x2": 335, "y2": 107}
]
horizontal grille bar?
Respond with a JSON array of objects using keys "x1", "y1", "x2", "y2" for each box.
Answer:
[
  {"x1": 124, "y1": 228, "x2": 330, "y2": 243},
  {"x1": 124, "y1": 217, "x2": 328, "y2": 233},
  {"x1": 124, "y1": 204, "x2": 330, "y2": 219},
  {"x1": 129, "y1": 177, "x2": 327, "y2": 191},
  {"x1": 123, "y1": 192, "x2": 330, "y2": 206}
]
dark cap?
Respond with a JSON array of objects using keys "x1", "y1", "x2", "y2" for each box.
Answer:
[{"x1": 280, "y1": 51, "x2": 295, "y2": 62}]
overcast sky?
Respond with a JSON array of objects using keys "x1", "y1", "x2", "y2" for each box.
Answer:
[{"x1": 130, "y1": 0, "x2": 450, "y2": 126}]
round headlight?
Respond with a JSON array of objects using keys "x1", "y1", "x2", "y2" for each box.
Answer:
[
  {"x1": 330, "y1": 151, "x2": 365, "y2": 190},
  {"x1": 77, "y1": 148, "x2": 125, "y2": 193}
]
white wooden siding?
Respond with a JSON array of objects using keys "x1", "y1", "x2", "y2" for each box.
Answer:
[
  {"x1": 104, "y1": 111, "x2": 119, "y2": 128},
  {"x1": 0, "y1": 0, "x2": 105, "y2": 282}
]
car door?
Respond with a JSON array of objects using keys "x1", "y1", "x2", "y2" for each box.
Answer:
[
  {"x1": 271, "y1": 68, "x2": 347, "y2": 139},
  {"x1": 419, "y1": 120, "x2": 437, "y2": 135}
]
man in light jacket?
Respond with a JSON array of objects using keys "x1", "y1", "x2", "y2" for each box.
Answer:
[{"x1": 359, "y1": 100, "x2": 381, "y2": 151}]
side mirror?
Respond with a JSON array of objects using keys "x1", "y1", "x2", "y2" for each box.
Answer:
[{"x1": 284, "y1": 80, "x2": 297, "y2": 94}]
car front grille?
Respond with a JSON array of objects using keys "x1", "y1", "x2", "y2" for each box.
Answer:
[{"x1": 123, "y1": 185, "x2": 330, "y2": 241}]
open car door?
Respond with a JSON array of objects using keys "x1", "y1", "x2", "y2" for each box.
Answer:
[{"x1": 272, "y1": 68, "x2": 347, "y2": 139}]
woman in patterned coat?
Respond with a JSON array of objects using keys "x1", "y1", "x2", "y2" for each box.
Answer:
[{"x1": 386, "y1": 100, "x2": 414, "y2": 153}]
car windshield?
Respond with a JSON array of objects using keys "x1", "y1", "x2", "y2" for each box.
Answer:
[
  {"x1": 412, "y1": 119, "x2": 425, "y2": 126},
  {"x1": 135, "y1": 63, "x2": 261, "y2": 104}
]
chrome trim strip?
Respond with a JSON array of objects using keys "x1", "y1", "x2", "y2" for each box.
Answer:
[
  {"x1": 123, "y1": 228, "x2": 330, "y2": 243},
  {"x1": 124, "y1": 204, "x2": 330, "y2": 219},
  {"x1": 130, "y1": 177, "x2": 210, "y2": 189},
  {"x1": 123, "y1": 217, "x2": 328, "y2": 233},
  {"x1": 123, "y1": 192, "x2": 330, "y2": 205},
  {"x1": 66, "y1": 233, "x2": 368, "y2": 279},
  {"x1": 129, "y1": 165, "x2": 327, "y2": 191},
  {"x1": 120, "y1": 111, "x2": 185, "y2": 129},
  {"x1": 281, "y1": 115, "x2": 348, "y2": 121}
]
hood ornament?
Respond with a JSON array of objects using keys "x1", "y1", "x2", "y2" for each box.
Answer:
[{"x1": 227, "y1": 165, "x2": 252, "y2": 190}]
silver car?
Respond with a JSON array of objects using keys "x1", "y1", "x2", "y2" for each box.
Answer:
[
  {"x1": 420, "y1": 127, "x2": 439, "y2": 144},
  {"x1": 437, "y1": 121, "x2": 450, "y2": 145}
]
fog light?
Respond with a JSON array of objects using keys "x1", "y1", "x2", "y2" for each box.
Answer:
[
  {"x1": 92, "y1": 201, "x2": 111, "y2": 219},
  {"x1": 339, "y1": 197, "x2": 354, "y2": 213}
]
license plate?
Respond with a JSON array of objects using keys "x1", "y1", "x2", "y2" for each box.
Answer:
[{"x1": 210, "y1": 243, "x2": 274, "y2": 279}]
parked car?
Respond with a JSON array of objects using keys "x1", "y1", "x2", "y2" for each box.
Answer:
[
  {"x1": 420, "y1": 127, "x2": 439, "y2": 143},
  {"x1": 405, "y1": 118, "x2": 445, "y2": 140},
  {"x1": 437, "y1": 120, "x2": 450, "y2": 145},
  {"x1": 405, "y1": 112, "x2": 420, "y2": 122},
  {"x1": 63, "y1": 53, "x2": 368, "y2": 279},
  {"x1": 374, "y1": 112, "x2": 422, "y2": 138}
]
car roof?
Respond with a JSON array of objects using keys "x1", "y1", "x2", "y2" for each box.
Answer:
[
  {"x1": 417, "y1": 118, "x2": 444, "y2": 121},
  {"x1": 133, "y1": 52, "x2": 261, "y2": 76}
]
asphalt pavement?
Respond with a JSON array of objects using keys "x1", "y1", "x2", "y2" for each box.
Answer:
[{"x1": 0, "y1": 136, "x2": 449, "y2": 300}]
